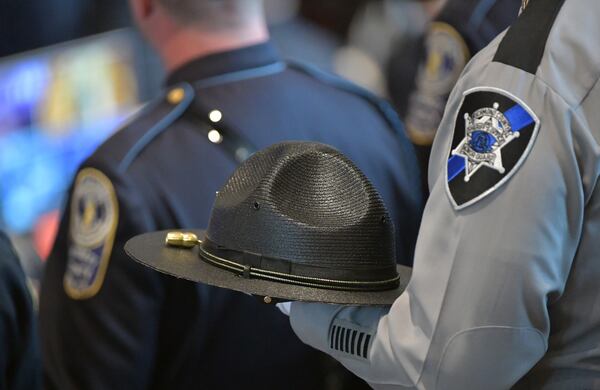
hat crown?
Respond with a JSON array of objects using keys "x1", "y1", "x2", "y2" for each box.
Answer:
[{"x1": 206, "y1": 142, "x2": 397, "y2": 281}]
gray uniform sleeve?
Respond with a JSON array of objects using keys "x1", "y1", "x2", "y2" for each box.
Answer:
[{"x1": 289, "y1": 54, "x2": 584, "y2": 389}]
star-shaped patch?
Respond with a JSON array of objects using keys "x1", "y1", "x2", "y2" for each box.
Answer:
[{"x1": 446, "y1": 87, "x2": 540, "y2": 209}]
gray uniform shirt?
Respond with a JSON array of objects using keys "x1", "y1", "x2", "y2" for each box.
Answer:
[{"x1": 289, "y1": 0, "x2": 600, "y2": 388}]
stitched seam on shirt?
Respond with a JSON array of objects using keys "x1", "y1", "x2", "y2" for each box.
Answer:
[
  {"x1": 118, "y1": 83, "x2": 195, "y2": 173},
  {"x1": 434, "y1": 325, "x2": 547, "y2": 387},
  {"x1": 401, "y1": 221, "x2": 468, "y2": 388}
]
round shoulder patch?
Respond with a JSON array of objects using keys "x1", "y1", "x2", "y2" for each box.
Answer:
[
  {"x1": 406, "y1": 22, "x2": 470, "y2": 145},
  {"x1": 64, "y1": 168, "x2": 119, "y2": 300},
  {"x1": 419, "y1": 22, "x2": 469, "y2": 95}
]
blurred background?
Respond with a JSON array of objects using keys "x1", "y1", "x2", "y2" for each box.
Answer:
[{"x1": 0, "y1": 0, "x2": 440, "y2": 291}]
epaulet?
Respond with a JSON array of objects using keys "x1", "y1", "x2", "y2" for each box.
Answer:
[
  {"x1": 116, "y1": 82, "x2": 196, "y2": 173},
  {"x1": 493, "y1": 0, "x2": 566, "y2": 74},
  {"x1": 287, "y1": 62, "x2": 408, "y2": 141}
]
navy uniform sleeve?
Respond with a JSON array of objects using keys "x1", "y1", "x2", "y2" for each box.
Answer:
[
  {"x1": 40, "y1": 163, "x2": 165, "y2": 390},
  {"x1": 0, "y1": 231, "x2": 41, "y2": 390}
]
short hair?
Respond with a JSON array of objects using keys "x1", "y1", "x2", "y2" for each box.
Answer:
[{"x1": 157, "y1": 0, "x2": 263, "y2": 29}]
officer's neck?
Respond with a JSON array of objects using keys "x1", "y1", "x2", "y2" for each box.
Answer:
[{"x1": 159, "y1": 24, "x2": 269, "y2": 73}]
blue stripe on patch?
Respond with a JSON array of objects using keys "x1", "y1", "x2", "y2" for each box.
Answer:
[
  {"x1": 447, "y1": 104, "x2": 533, "y2": 182},
  {"x1": 448, "y1": 155, "x2": 466, "y2": 181},
  {"x1": 504, "y1": 104, "x2": 535, "y2": 131}
]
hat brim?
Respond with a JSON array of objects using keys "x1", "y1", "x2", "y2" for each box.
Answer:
[{"x1": 125, "y1": 230, "x2": 411, "y2": 305}]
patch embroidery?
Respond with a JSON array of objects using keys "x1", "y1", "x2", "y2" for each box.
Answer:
[
  {"x1": 406, "y1": 22, "x2": 469, "y2": 145},
  {"x1": 446, "y1": 87, "x2": 540, "y2": 209},
  {"x1": 64, "y1": 168, "x2": 118, "y2": 299}
]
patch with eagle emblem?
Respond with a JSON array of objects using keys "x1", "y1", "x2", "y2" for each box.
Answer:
[{"x1": 64, "y1": 168, "x2": 118, "y2": 299}]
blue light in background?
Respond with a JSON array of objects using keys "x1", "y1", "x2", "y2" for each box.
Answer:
[
  {"x1": 0, "y1": 30, "x2": 141, "y2": 234},
  {"x1": 0, "y1": 59, "x2": 49, "y2": 109},
  {"x1": 0, "y1": 116, "x2": 128, "y2": 233}
]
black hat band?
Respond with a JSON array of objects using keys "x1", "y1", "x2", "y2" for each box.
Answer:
[{"x1": 199, "y1": 239, "x2": 400, "y2": 292}]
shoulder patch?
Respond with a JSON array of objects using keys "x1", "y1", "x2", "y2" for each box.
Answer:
[
  {"x1": 446, "y1": 87, "x2": 540, "y2": 209},
  {"x1": 64, "y1": 168, "x2": 118, "y2": 299},
  {"x1": 406, "y1": 22, "x2": 470, "y2": 145},
  {"x1": 418, "y1": 22, "x2": 469, "y2": 97}
]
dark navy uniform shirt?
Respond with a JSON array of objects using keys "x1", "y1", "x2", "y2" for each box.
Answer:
[
  {"x1": 40, "y1": 42, "x2": 423, "y2": 390},
  {"x1": 0, "y1": 231, "x2": 40, "y2": 390}
]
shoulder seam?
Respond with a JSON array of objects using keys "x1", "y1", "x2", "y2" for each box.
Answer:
[
  {"x1": 486, "y1": 58, "x2": 579, "y2": 110},
  {"x1": 575, "y1": 72, "x2": 600, "y2": 111},
  {"x1": 287, "y1": 61, "x2": 407, "y2": 139},
  {"x1": 117, "y1": 83, "x2": 196, "y2": 174}
]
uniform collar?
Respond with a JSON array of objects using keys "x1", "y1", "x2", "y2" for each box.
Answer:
[{"x1": 166, "y1": 41, "x2": 281, "y2": 87}]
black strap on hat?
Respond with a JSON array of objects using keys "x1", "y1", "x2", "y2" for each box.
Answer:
[{"x1": 199, "y1": 238, "x2": 400, "y2": 292}]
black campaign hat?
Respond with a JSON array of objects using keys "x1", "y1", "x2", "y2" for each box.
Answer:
[{"x1": 125, "y1": 142, "x2": 411, "y2": 305}]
